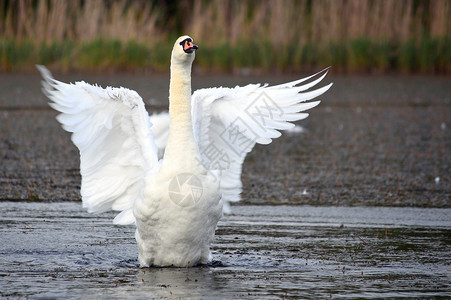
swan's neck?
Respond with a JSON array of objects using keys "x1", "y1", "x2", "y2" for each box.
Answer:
[{"x1": 161, "y1": 60, "x2": 200, "y2": 171}]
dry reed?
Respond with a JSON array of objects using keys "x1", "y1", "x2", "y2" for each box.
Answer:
[{"x1": 1, "y1": 0, "x2": 164, "y2": 44}]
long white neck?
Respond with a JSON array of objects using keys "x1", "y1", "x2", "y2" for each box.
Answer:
[{"x1": 161, "y1": 58, "x2": 200, "y2": 172}]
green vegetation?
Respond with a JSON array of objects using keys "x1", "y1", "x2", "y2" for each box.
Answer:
[
  {"x1": 1, "y1": 37, "x2": 449, "y2": 74},
  {"x1": 0, "y1": 0, "x2": 450, "y2": 73}
]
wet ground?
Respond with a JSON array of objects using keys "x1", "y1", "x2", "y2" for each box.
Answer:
[
  {"x1": 0, "y1": 73, "x2": 450, "y2": 206},
  {"x1": 1, "y1": 202, "x2": 450, "y2": 298}
]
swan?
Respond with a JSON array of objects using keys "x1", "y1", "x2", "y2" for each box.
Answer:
[{"x1": 37, "y1": 35, "x2": 332, "y2": 267}]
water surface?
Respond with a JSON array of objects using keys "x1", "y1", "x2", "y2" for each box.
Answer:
[{"x1": 1, "y1": 202, "x2": 450, "y2": 298}]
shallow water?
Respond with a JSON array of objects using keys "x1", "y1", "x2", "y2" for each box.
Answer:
[{"x1": 1, "y1": 202, "x2": 450, "y2": 298}]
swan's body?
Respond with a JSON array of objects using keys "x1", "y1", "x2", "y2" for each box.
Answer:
[{"x1": 38, "y1": 35, "x2": 332, "y2": 267}]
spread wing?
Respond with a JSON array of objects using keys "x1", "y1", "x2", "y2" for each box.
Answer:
[
  {"x1": 149, "y1": 111, "x2": 170, "y2": 158},
  {"x1": 37, "y1": 66, "x2": 160, "y2": 225},
  {"x1": 191, "y1": 68, "x2": 333, "y2": 212}
]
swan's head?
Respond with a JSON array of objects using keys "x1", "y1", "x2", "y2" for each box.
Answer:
[{"x1": 172, "y1": 35, "x2": 198, "y2": 64}]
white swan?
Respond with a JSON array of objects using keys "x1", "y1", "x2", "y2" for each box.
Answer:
[{"x1": 37, "y1": 35, "x2": 332, "y2": 267}]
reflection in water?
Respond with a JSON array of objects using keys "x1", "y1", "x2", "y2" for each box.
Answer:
[
  {"x1": 1, "y1": 202, "x2": 450, "y2": 298},
  {"x1": 137, "y1": 266, "x2": 223, "y2": 298}
]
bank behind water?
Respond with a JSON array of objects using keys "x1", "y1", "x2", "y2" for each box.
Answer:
[{"x1": 0, "y1": 73, "x2": 449, "y2": 207}]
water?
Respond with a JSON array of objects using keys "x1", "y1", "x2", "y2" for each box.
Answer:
[
  {"x1": 1, "y1": 202, "x2": 450, "y2": 298},
  {"x1": 0, "y1": 73, "x2": 450, "y2": 297}
]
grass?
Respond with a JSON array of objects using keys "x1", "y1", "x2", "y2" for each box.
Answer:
[{"x1": 2, "y1": 37, "x2": 449, "y2": 73}]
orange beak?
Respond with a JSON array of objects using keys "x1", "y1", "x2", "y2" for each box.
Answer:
[{"x1": 183, "y1": 40, "x2": 198, "y2": 53}]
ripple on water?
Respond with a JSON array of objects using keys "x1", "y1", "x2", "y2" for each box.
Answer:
[{"x1": 0, "y1": 202, "x2": 450, "y2": 298}]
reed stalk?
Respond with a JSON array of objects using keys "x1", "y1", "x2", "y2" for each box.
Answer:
[{"x1": 0, "y1": 0, "x2": 449, "y2": 73}]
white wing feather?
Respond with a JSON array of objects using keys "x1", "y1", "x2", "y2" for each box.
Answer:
[
  {"x1": 191, "y1": 68, "x2": 333, "y2": 211},
  {"x1": 149, "y1": 111, "x2": 170, "y2": 158},
  {"x1": 37, "y1": 66, "x2": 159, "y2": 224}
]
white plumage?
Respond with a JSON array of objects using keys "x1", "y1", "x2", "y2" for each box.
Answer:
[{"x1": 38, "y1": 35, "x2": 332, "y2": 267}]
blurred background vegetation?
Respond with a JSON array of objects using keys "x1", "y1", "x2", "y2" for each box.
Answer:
[{"x1": 0, "y1": 0, "x2": 450, "y2": 73}]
